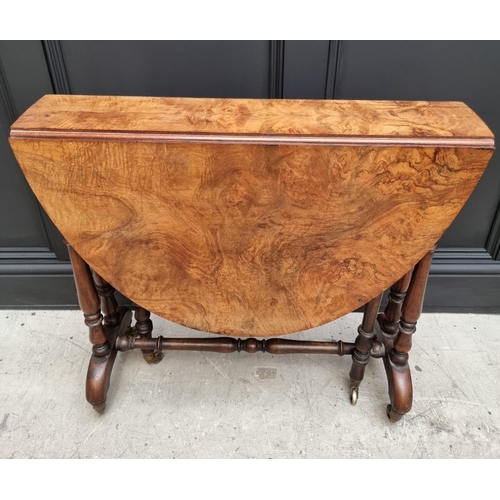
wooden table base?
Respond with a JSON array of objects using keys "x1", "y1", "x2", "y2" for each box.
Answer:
[{"x1": 68, "y1": 243, "x2": 437, "y2": 422}]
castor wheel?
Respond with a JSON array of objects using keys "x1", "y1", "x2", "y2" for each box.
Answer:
[
  {"x1": 143, "y1": 351, "x2": 164, "y2": 364},
  {"x1": 350, "y1": 387, "x2": 358, "y2": 405}
]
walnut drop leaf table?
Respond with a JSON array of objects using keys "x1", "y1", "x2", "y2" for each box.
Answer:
[{"x1": 9, "y1": 95, "x2": 494, "y2": 421}]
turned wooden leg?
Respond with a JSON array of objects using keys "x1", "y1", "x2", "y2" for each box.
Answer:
[
  {"x1": 135, "y1": 306, "x2": 163, "y2": 364},
  {"x1": 68, "y1": 245, "x2": 131, "y2": 413},
  {"x1": 385, "y1": 244, "x2": 437, "y2": 422},
  {"x1": 92, "y1": 270, "x2": 120, "y2": 328},
  {"x1": 349, "y1": 293, "x2": 383, "y2": 404},
  {"x1": 378, "y1": 269, "x2": 414, "y2": 351}
]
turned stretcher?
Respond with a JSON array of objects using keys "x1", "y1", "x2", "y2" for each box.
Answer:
[{"x1": 9, "y1": 95, "x2": 494, "y2": 421}]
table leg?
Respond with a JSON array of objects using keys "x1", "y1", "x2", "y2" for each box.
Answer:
[
  {"x1": 92, "y1": 270, "x2": 121, "y2": 328},
  {"x1": 68, "y1": 245, "x2": 131, "y2": 413},
  {"x1": 384, "y1": 244, "x2": 437, "y2": 422},
  {"x1": 349, "y1": 293, "x2": 383, "y2": 404},
  {"x1": 378, "y1": 270, "x2": 414, "y2": 351}
]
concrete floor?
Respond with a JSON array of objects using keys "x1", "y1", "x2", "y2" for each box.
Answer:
[{"x1": 0, "y1": 310, "x2": 499, "y2": 458}]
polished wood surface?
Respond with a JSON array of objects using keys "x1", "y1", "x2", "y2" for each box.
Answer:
[
  {"x1": 10, "y1": 96, "x2": 494, "y2": 336},
  {"x1": 349, "y1": 293, "x2": 383, "y2": 394},
  {"x1": 116, "y1": 335, "x2": 355, "y2": 356},
  {"x1": 10, "y1": 95, "x2": 494, "y2": 145}
]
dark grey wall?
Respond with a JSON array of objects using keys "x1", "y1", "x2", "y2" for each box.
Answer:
[
  {"x1": 335, "y1": 41, "x2": 500, "y2": 249},
  {"x1": 61, "y1": 41, "x2": 272, "y2": 98},
  {"x1": 1, "y1": 41, "x2": 499, "y2": 311}
]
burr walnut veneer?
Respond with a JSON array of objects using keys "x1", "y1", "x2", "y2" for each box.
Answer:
[{"x1": 10, "y1": 95, "x2": 494, "y2": 421}]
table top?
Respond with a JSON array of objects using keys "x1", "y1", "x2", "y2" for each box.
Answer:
[
  {"x1": 11, "y1": 95, "x2": 494, "y2": 146},
  {"x1": 10, "y1": 96, "x2": 495, "y2": 336}
]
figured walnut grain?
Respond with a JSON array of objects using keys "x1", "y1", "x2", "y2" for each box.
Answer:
[
  {"x1": 10, "y1": 96, "x2": 494, "y2": 336},
  {"x1": 11, "y1": 95, "x2": 493, "y2": 145}
]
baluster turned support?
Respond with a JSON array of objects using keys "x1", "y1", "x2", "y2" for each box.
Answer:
[
  {"x1": 68, "y1": 246, "x2": 132, "y2": 414},
  {"x1": 67, "y1": 246, "x2": 110, "y2": 357},
  {"x1": 92, "y1": 271, "x2": 120, "y2": 328},
  {"x1": 349, "y1": 293, "x2": 383, "y2": 405},
  {"x1": 385, "y1": 244, "x2": 437, "y2": 422},
  {"x1": 379, "y1": 270, "x2": 414, "y2": 350},
  {"x1": 68, "y1": 245, "x2": 113, "y2": 413},
  {"x1": 134, "y1": 306, "x2": 164, "y2": 364}
]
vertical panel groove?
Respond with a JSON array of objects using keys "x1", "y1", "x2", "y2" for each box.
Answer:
[
  {"x1": 1, "y1": 45, "x2": 53, "y2": 253},
  {"x1": 43, "y1": 41, "x2": 71, "y2": 94},
  {"x1": 486, "y1": 202, "x2": 500, "y2": 260},
  {"x1": 0, "y1": 56, "x2": 18, "y2": 121},
  {"x1": 3, "y1": 42, "x2": 68, "y2": 259},
  {"x1": 325, "y1": 41, "x2": 341, "y2": 99},
  {"x1": 269, "y1": 41, "x2": 285, "y2": 99}
]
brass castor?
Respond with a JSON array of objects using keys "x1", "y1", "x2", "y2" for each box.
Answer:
[
  {"x1": 143, "y1": 351, "x2": 164, "y2": 364},
  {"x1": 350, "y1": 387, "x2": 358, "y2": 405}
]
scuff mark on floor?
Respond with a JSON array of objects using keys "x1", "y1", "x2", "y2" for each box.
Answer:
[
  {"x1": 254, "y1": 367, "x2": 277, "y2": 380},
  {"x1": 0, "y1": 414, "x2": 9, "y2": 435}
]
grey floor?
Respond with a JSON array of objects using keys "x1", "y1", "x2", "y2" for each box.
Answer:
[{"x1": 0, "y1": 310, "x2": 499, "y2": 458}]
